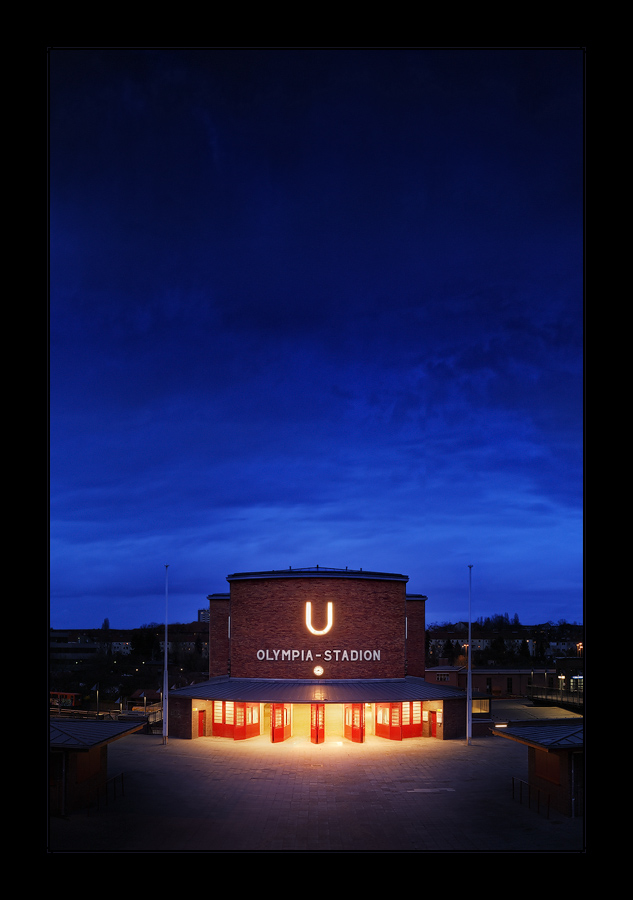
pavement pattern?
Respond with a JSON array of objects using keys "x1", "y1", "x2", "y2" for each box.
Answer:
[{"x1": 48, "y1": 730, "x2": 585, "y2": 854}]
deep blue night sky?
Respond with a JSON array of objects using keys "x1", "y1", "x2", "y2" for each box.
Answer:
[{"x1": 49, "y1": 48, "x2": 584, "y2": 630}]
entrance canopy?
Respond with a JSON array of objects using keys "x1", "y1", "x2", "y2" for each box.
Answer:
[{"x1": 171, "y1": 675, "x2": 466, "y2": 704}]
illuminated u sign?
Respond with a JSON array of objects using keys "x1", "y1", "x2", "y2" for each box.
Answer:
[{"x1": 305, "y1": 601, "x2": 333, "y2": 635}]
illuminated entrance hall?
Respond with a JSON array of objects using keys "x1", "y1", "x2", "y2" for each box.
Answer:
[
  {"x1": 208, "y1": 699, "x2": 437, "y2": 743},
  {"x1": 169, "y1": 568, "x2": 476, "y2": 742}
]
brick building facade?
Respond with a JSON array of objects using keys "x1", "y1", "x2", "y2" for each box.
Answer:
[
  {"x1": 227, "y1": 571, "x2": 410, "y2": 680},
  {"x1": 169, "y1": 567, "x2": 475, "y2": 744}
]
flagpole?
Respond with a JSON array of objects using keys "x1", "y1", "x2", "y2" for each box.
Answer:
[
  {"x1": 467, "y1": 564, "x2": 473, "y2": 745},
  {"x1": 163, "y1": 564, "x2": 169, "y2": 745}
]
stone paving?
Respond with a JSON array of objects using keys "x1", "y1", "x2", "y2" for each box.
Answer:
[{"x1": 48, "y1": 732, "x2": 585, "y2": 853}]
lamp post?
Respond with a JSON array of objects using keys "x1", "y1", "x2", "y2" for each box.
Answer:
[
  {"x1": 163, "y1": 564, "x2": 169, "y2": 745},
  {"x1": 467, "y1": 565, "x2": 473, "y2": 745}
]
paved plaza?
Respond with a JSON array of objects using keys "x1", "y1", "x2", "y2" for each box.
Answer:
[{"x1": 48, "y1": 729, "x2": 585, "y2": 854}]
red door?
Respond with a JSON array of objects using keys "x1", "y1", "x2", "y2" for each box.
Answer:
[
  {"x1": 248, "y1": 702, "x2": 260, "y2": 739},
  {"x1": 198, "y1": 709, "x2": 205, "y2": 737},
  {"x1": 389, "y1": 702, "x2": 403, "y2": 741},
  {"x1": 402, "y1": 701, "x2": 422, "y2": 738},
  {"x1": 233, "y1": 702, "x2": 261, "y2": 740},
  {"x1": 344, "y1": 703, "x2": 365, "y2": 742},
  {"x1": 212, "y1": 700, "x2": 235, "y2": 738},
  {"x1": 311, "y1": 703, "x2": 325, "y2": 743},
  {"x1": 430, "y1": 710, "x2": 437, "y2": 737},
  {"x1": 375, "y1": 702, "x2": 390, "y2": 739},
  {"x1": 234, "y1": 702, "x2": 246, "y2": 740},
  {"x1": 271, "y1": 703, "x2": 291, "y2": 742}
]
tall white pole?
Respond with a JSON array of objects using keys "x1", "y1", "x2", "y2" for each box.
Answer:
[
  {"x1": 467, "y1": 564, "x2": 473, "y2": 745},
  {"x1": 163, "y1": 564, "x2": 169, "y2": 745}
]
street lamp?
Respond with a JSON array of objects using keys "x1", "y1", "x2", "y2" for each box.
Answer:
[
  {"x1": 163, "y1": 564, "x2": 169, "y2": 745},
  {"x1": 467, "y1": 565, "x2": 473, "y2": 745}
]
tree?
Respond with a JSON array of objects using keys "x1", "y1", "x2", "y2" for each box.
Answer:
[
  {"x1": 489, "y1": 635, "x2": 507, "y2": 664},
  {"x1": 131, "y1": 625, "x2": 161, "y2": 659},
  {"x1": 518, "y1": 639, "x2": 531, "y2": 662}
]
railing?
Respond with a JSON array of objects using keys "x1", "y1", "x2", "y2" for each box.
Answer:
[
  {"x1": 50, "y1": 707, "x2": 107, "y2": 718},
  {"x1": 87, "y1": 772, "x2": 125, "y2": 815},
  {"x1": 512, "y1": 777, "x2": 550, "y2": 818},
  {"x1": 526, "y1": 686, "x2": 583, "y2": 707},
  {"x1": 126, "y1": 702, "x2": 163, "y2": 723}
]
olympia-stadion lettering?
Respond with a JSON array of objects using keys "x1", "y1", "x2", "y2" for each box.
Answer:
[
  {"x1": 256, "y1": 649, "x2": 381, "y2": 662},
  {"x1": 255, "y1": 602, "x2": 381, "y2": 662}
]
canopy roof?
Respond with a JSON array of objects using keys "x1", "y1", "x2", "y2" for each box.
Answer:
[
  {"x1": 492, "y1": 723, "x2": 584, "y2": 751},
  {"x1": 170, "y1": 675, "x2": 466, "y2": 704},
  {"x1": 50, "y1": 719, "x2": 145, "y2": 751}
]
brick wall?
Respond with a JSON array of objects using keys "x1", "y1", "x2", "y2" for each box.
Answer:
[
  {"x1": 50, "y1": 745, "x2": 108, "y2": 814},
  {"x1": 439, "y1": 697, "x2": 467, "y2": 740},
  {"x1": 192, "y1": 699, "x2": 214, "y2": 737},
  {"x1": 229, "y1": 576, "x2": 407, "y2": 679},
  {"x1": 209, "y1": 596, "x2": 230, "y2": 677},
  {"x1": 423, "y1": 698, "x2": 467, "y2": 740},
  {"x1": 528, "y1": 746, "x2": 580, "y2": 816},
  {"x1": 169, "y1": 694, "x2": 194, "y2": 739},
  {"x1": 405, "y1": 595, "x2": 426, "y2": 677}
]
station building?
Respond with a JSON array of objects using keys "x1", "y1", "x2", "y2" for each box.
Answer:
[{"x1": 169, "y1": 567, "x2": 484, "y2": 743}]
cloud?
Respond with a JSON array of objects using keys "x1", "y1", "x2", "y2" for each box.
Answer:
[{"x1": 49, "y1": 48, "x2": 583, "y2": 629}]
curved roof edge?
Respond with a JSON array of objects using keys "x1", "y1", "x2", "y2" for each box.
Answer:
[{"x1": 227, "y1": 566, "x2": 409, "y2": 583}]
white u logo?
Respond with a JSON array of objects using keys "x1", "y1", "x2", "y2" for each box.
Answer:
[{"x1": 305, "y1": 601, "x2": 333, "y2": 635}]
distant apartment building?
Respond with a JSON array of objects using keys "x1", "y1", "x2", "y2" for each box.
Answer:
[
  {"x1": 50, "y1": 624, "x2": 208, "y2": 663},
  {"x1": 426, "y1": 626, "x2": 582, "y2": 663},
  {"x1": 50, "y1": 631, "x2": 102, "y2": 665}
]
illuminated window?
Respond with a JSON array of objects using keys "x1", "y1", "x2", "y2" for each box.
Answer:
[
  {"x1": 412, "y1": 701, "x2": 421, "y2": 724},
  {"x1": 225, "y1": 701, "x2": 234, "y2": 724},
  {"x1": 402, "y1": 704, "x2": 410, "y2": 725}
]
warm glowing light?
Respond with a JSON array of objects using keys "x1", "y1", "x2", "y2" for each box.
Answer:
[
  {"x1": 314, "y1": 666, "x2": 324, "y2": 676},
  {"x1": 305, "y1": 601, "x2": 333, "y2": 635}
]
